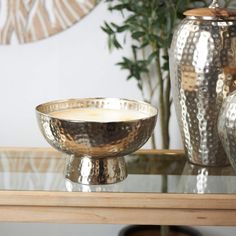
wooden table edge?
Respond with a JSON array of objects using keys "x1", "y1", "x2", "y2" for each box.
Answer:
[
  {"x1": 0, "y1": 191, "x2": 236, "y2": 225},
  {"x1": 0, "y1": 191, "x2": 235, "y2": 210}
]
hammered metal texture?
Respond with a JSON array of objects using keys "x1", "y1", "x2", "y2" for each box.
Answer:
[
  {"x1": 36, "y1": 98, "x2": 157, "y2": 184},
  {"x1": 170, "y1": 17, "x2": 236, "y2": 166},
  {"x1": 218, "y1": 90, "x2": 236, "y2": 171},
  {"x1": 65, "y1": 155, "x2": 127, "y2": 185}
]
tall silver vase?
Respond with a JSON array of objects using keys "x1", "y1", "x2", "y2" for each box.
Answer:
[{"x1": 170, "y1": 1, "x2": 236, "y2": 166}]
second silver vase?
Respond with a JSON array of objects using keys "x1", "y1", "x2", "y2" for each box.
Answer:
[{"x1": 170, "y1": 1, "x2": 236, "y2": 166}]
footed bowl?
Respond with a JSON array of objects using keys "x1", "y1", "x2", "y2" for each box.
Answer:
[{"x1": 36, "y1": 98, "x2": 157, "y2": 184}]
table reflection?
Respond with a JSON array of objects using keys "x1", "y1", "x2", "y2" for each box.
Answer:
[
  {"x1": 0, "y1": 148, "x2": 236, "y2": 194},
  {"x1": 64, "y1": 175, "x2": 167, "y2": 193},
  {"x1": 65, "y1": 178, "x2": 125, "y2": 192},
  {"x1": 177, "y1": 162, "x2": 236, "y2": 194}
]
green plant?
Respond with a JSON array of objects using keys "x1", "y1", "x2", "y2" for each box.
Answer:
[{"x1": 102, "y1": 0, "x2": 235, "y2": 149}]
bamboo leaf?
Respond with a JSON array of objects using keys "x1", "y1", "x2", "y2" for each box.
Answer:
[
  {"x1": 162, "y1": 55, "x2": 169, "y2": 61},
  {"x1": 112, "y1": 36, "x2": 122, "y2": 49},
  {"x1": 101, "y1": 22, "x2": 114, "y2": 35},
  {"x1": 162, "y1": 62, "x2": 169, "y2": 71},
  {"x1": 131, "y1": 31, "x2": 145, "y2": 40},
  {"x1": 108, "y1": 3, "x2": 130, "y2": 11},
  {"x1": 116, "y1": 25, "x2": 129, "y2": 32}
]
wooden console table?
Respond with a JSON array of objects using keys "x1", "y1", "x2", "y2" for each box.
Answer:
[{"x1": 0, "y1": 147, "x2": 235, "y2": 226}]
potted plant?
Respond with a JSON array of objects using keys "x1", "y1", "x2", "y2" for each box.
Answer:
[
  {"x1": 102, "y1": 0, "x2": 235, "y2": 150},
  {"x1": 102, "y1": 0, "x2": 235, "y2": 235}
]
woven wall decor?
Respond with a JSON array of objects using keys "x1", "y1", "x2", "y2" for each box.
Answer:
[{"x1": 0, "y1": 0, "x2": 97, "y2": 44}]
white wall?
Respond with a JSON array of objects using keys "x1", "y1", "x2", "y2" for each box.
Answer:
[
  {"x1": 0, "y1": 1, "x2": 140, "y2": 147},
  {"x1": 0, "y1": 0, "x2": 182, "y2": 148},
  {"x1": 0, "y1": 1, "x2": 233, "y2": 236}
]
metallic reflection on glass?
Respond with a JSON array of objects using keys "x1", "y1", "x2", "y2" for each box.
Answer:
[
  {"x1": 177, "y1": 162, "x2": 236, "y2": 194},
  {"x1": 196, "y1": 168, "x2": 208, "y2": 194},
  {"x1": 64, "y1": 175, "x2": 166, "y2": 193},
  {"x1": 65, "y1": 178, "x2": 124, "y2": 192}
]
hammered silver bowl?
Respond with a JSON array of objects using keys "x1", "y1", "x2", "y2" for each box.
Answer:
[{"x1": 36, "y1": 98, "x2": 157, "y2": 185}]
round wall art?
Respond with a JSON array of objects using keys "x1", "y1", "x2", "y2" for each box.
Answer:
[{"x1": 0, "y1": 0, "x2": 98, "y2": 44}]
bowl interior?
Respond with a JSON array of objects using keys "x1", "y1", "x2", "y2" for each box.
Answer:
[{"x1": 36, "y1": 98, "x2": 157, "y2": 120}]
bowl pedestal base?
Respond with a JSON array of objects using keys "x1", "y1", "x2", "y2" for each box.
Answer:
[{"x1": 65, "y1": 155, "x2": 127, "y2": 185}]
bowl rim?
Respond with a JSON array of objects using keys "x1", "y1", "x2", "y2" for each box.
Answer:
[{"x1": 35, "y1": 97, "x2": 158, "y2": 123}]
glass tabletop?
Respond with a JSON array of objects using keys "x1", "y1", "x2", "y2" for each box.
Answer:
[{"x1": 0, "y1": 148, "x2": 235, "y2": 194}]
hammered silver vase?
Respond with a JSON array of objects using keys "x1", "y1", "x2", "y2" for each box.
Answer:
[
  {"x1": 170, "y1": 0, "x2": 236, "y2": 166},
  {"x1": 218, "y1": 90, "x2": 236, "y2": 170}
]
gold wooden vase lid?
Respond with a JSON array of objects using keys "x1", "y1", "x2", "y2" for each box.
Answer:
[{"x1": 184, "y1": 0, "x2": 236, "y2": 18}]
